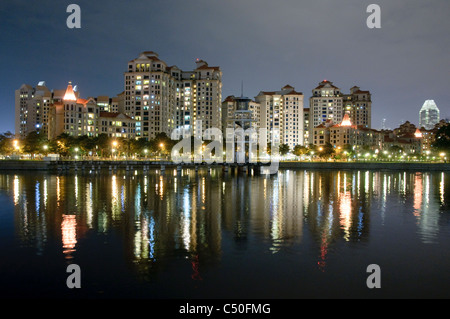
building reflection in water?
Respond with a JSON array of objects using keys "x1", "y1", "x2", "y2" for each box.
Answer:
[
  {"x1": 0, "y1": 168, "x2": 448, "y2": 277},
  {"x1": 61, "y1": 214, "x2": 77, "y2": 259}
]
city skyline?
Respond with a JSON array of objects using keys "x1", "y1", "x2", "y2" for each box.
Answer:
[{"x1": 1, "y1": 0, "x2": 449, "y2": 134}]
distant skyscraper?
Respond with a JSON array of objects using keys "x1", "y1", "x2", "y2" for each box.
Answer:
[{"x1": 419, "y1": 100, "x2": 440, "y2": 130}]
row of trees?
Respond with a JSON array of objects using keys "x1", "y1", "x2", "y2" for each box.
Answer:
[
  {"x1": 1, "y1": 124, "x2": 448, "y2": 159},
  {"x1": 0, "y1": 132, "x2": 177, "y2": 158}
]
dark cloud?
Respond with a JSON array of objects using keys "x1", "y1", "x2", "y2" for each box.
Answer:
[{"x1": 0, "y1": 0, "x2": 448, "y2": 133}]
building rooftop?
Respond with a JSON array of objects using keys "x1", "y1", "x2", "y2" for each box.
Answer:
[{"x1": 63, "y1": 82, "x2": 77, "y2": 101}]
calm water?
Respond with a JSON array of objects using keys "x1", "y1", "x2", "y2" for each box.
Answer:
[{"x1": 0, "y1": 168, "x2": 449, "y2": 299}]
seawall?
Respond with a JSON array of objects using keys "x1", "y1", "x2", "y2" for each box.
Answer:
[{"x1": 0, "y1": 160, "x2": 449, "y2": 172}]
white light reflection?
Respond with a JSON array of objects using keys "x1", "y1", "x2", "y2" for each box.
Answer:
[
  {"x1": 13, "y1": 175, "x2": 19, "y2": 205},
  {"x1": 440, "y1": 172, "x2": 445, "y2": 205},
  {"x1": 365, "y1": 171, "x2": 369, "y2": 194},
  {"x1": 56, "y1": 176, "x2": 61, "y2": 207},
  {"x1": 111, "y1": 175, "x2": 120, "y2": 220},
  {"x1": 86, "y1": 182, "x2": 93, "y2": 228},
  {"x1": 270, "y1": 178, "x2": 280, "y2": 253},
  {"x1": 43, "y1": 178, "x2": 48, "y2": 209},
  {"x1": 74, "y1": 175, "x2": 78, "y2": 202}
]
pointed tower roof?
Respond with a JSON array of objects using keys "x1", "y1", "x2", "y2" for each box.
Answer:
[
  {"x1": 414, "y1": 128, "x2": 423, "y2": 138},
  {"x1": 340, "y1": 113, "x2": 352, "y2": 127},
  {"x1": 63, "y1": 82, "x2": 77, "y2": 101},
  {"x1": 420, "y1": 100, "x2": 439, "y2": 111}
]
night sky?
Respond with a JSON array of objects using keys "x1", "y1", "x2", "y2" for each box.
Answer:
[{"x1": 0, "y1": 0, "x2": 448, "y2": 134}]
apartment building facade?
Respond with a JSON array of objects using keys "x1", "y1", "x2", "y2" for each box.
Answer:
[
  {"x1": 255, "y1": 85, "x2": 304, "y2": 149},
  {"x1": 309, "y1": 80, "x2": 372, "y2": 144},
  {"x1": 15, "y1": 82, "x2": 53, "y2": 139},
  {"x1": 124, "y1": 52, "x2": 222, "y2": 139}
]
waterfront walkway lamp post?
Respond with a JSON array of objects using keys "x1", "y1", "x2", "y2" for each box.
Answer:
[
  {"x1": 42, "y1": 145, "x2": 48, "y2": 157},
  {"x1": 112, "y1": 141, "x2": 118, "y2": 160},
  {"x1": 159, "y1": 143, "x2": 164, "y2": 160},
  {"x1": 440, "y1": 152, "x2": 447, "y2": 163}
]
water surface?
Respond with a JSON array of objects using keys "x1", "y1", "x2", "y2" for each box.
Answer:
[{"x1": 0, "y1": 168, "x2": 449, "y2": 299}]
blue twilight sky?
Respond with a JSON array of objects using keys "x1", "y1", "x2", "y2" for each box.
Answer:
[{"x1": 0, "y1": 0, "x2": 449, "y2": 133}]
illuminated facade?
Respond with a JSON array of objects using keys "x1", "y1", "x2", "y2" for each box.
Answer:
[
  {"x1": 309, "y1": 81, "x2": 372, "y2": 144},
  {"x1": 15, "y1": 82, "x2": 52, "y2": 139},
  {"x1": 312, "y1": 114, "x2": 383, "y2": 152},
  {"x1": 124, "y1": 52, "x2": 222, "y2": 139},
  {"x1": 343, "y1": 86, "x2": 372, "y2": 128},
  {"x1": 309, "y1": 80, "x2": 344, "y2": 139},
  {"x1": 254, "y1": 85, "x2": 305, "y2": 149},
  {"x1": 98, "y1": 112, "x2": 136, "y2": 139},
  {"x1": 46, "y1": 83, "x2": 135, "y2": 139}
]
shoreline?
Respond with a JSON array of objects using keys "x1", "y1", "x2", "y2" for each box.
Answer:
[{"x1": 0, "y1": 159, "x2": 449, "y2": 172}]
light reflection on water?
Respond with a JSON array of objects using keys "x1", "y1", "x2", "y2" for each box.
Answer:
[{"x1": 0, "y1": 168, "x2": 449, "y2": 298}]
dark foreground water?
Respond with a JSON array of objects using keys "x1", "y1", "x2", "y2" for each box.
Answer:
[{"x1": 0, "y1": 168, "x2": 449, "y2": 299}]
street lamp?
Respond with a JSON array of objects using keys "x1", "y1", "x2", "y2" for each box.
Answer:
[
  {"x1": 13, "y1": 139, "x2": 19, "y2": 150},
  {"x1": 112, "y1": 141, "x2": 118, "y2": 159},
  {"x1": 159, "y1": 143, "x2": 165, "y2": 159}
]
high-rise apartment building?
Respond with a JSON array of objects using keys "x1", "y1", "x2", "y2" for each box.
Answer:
[
  {"x1": 255, "y1": 85, "x2": 304, "y2": 149},
  {"x1": 419, "y1": 100, "x2": 440, "y2": 130},
  {"x1": 309, "y1": 81, "x2": 344, "y2": 139},
  {"x1": 309, "y1": 80, "x2": 372, "y2": 144},
  {"x1": 15, "y1": 82, "x2": 52, "y2": 139},
  {"x1": 124, "y1": 51, "x2": 222, "y2": 139},
  {"x1": 343, "y1": 86, "x2": 372, "y2": 128}
]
